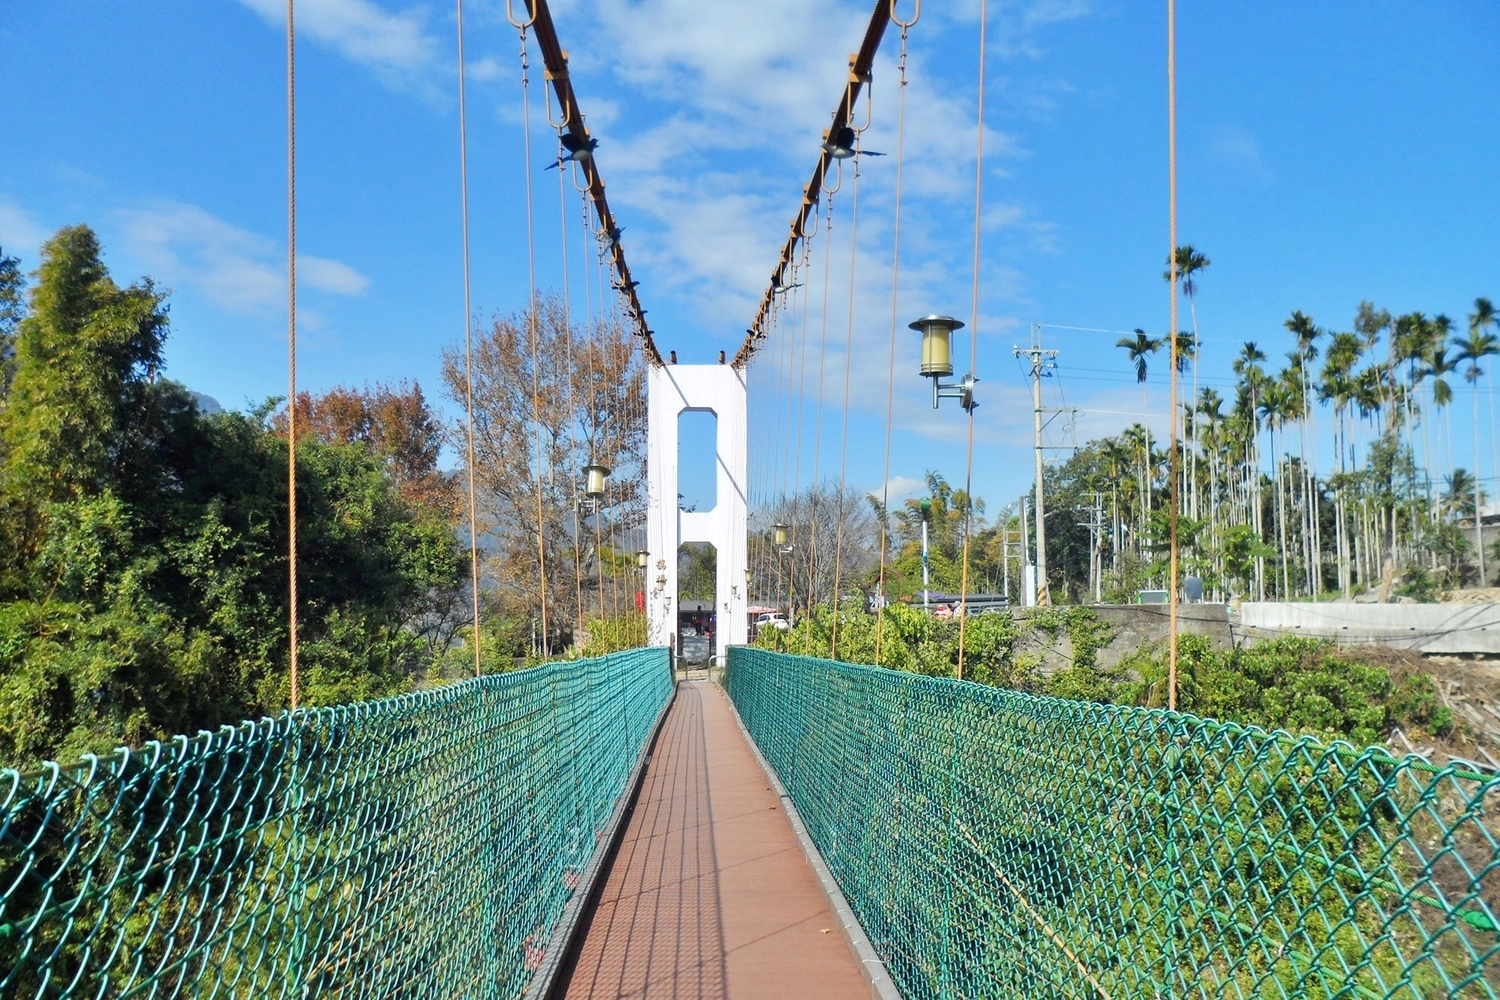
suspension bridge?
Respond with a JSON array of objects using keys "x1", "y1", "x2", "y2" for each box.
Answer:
[{"x1": 3, "y1": 1, "x2": 1499, "y2": 997}]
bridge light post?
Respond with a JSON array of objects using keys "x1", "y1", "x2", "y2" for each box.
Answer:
[
  {"x1": 584, "y1": 463, "x2": 610, "y2": 504},
  {"x1": 910, "y1": 315, "x2": 978, "y2": 412}
]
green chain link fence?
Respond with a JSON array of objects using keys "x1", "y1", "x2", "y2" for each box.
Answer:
[
  {"x1": 1, "y1": 646, "x2": 671, "y2": 999},
  {"x1": 727, "y1": 647, "x2": 1500, "y2": 999}
]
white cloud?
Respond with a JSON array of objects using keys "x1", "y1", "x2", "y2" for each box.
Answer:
[
  {"x1": 301, "y1": 255, "x2": 371, "y2": 295},
  {"x1": 236, "y1": 0, "x2": 440, "y2": 89},
  {"x1": 870, "y1": 474, "x2": 924, "y2": 503},
  {"x1": 0, "y1": 199, "x2": 47, "y2": 260},
  {"x1": 115, "y1": 201, "x2": 369, "y2": 311}
]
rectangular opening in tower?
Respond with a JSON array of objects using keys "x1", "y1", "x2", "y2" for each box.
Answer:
[
  {"x1": 677, "y1": 408, "x2": 717, "y2": 512},
  {"x1": 677, "y1": 541, "x2": 717, "y2": 665}
]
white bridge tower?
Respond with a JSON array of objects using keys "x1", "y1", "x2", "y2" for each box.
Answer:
[{"x1": 645, "y1": 363, "x2": 749, "y2": 664}]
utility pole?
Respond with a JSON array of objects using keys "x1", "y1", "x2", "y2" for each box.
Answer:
[
  {"x1": 1016, "y1": 333, "x2": 1059, "y2": 607},
  {"x1": 1077, "y1": 491, "x2": 1104, "y2": 604}
]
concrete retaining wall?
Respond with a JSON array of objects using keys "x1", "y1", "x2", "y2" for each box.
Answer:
[
  {"x1": 1236, "y1": 602, "x2": 1500, "y2": 654},
  {"x1": 1011, "y1": 603, "x2": 1232, "y2": 673}
]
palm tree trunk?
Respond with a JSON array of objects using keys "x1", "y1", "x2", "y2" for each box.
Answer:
[{"x1": 1476, "y1": 390, "x2": 1487, "y2": 586}]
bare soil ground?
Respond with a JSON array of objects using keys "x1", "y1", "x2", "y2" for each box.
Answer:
[{"x1": 1369, "y1": 647, "x2": 1500, "y2": 770}]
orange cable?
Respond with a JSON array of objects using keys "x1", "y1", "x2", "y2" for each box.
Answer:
[
  {"x1": 286, "y1": 0, "x2": 299, "y2": 708},
  {"x1": 803, "y1": 187, "x2": 836, "y2": 655},
  {"x1": 830, "y1": 154, "x2": 863, "y2": 660},
  {"x1": 1167, "y1": 0, "x2": 1181, "y2": 710},
  {"x1": 557, "y1": 138, "x2": 586, "y2": 638},
  {"x1": 957, "y1": 0, "x2": 988, "y2": 682},
  {"x1": 874, "y1": 22, "x2": 911, "y2": 666},
  {"x1": 456, "y1": 0, "x2": 483, "y2": 677},
  {"x1": 518, "y1": 28, "x2": 551, "y2": 657}
]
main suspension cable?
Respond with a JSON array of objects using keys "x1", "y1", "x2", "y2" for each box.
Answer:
[
  {"x1": 956, "y1": 0, "x2": 989, "y2": 682},
  {"x1": 456, "y1": 0, "x2": 483, "y2": 677}
]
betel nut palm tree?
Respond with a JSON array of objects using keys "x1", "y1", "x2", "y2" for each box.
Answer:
[
  {"x1": 1118, "y1": 329, "x2": 1163, "y2": 527},
  {"x1": 1457, "y1": 303, "x2": 1499, "y2": 584}
]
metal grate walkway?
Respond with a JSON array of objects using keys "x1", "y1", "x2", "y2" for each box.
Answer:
[{"x1": 555, "y1": 681, "x2": 870, "y2": 1000}]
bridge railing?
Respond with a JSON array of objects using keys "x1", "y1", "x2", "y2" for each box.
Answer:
[
  {"x1": 727, "y1": 647, "x2": 1500, "y2": 999},
  {"x1": 1, "y1": 646, "x2": 672, "y2": 999}
]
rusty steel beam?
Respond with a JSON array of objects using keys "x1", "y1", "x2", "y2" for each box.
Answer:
[
  {"x1": 731, "y1": 0, "x2": 894, "y2": 369},
  {"x1": 523, "y1": 0, "x2": 663, "y2": 366}
]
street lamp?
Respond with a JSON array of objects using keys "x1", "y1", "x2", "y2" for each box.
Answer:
[
  {"x1": 910, "y1": 315, "x2": 978, "y2": 412},
  {"x1": 584, "y1": 463, "x2": 610, "y2": 501},
  {"x1": 772, "y1": 521, "x2": 793, "y2": 554},
  {"x1": 636, "y1": 549, "x2": 649, "y2": 570}
]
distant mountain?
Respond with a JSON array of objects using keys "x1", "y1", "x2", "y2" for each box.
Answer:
[{"x1": 191, "y1": 392, "x2": 224, "y2": 415}]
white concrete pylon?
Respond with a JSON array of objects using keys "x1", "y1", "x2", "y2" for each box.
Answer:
[{"x1": 645, "y1": 363, "x2": 749, "y2": 665}]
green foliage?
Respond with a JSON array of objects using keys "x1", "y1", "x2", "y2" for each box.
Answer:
[
  {"x1": 769, "y1": 598, "x2": 1446, "y2": 749},
  {"x1": 0, "y1": 246, "x2": 23, "y2": 395},
  {"x1": 677, "y1": 542, "x2": 716, "y2": 601},
  {"x1": 0, "y1": 227, "x2": 465, "y2": 766},
  {"x1": 575, "y1": 612, "x2": 649, "y2": 658},
  {"x1": 1113, "y1": 634, "x2": 1451, "y2": 746}
]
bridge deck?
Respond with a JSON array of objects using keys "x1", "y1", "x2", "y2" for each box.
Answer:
[{"x1": 556, "y1": 680, "x2": 869, "y2": 1000}]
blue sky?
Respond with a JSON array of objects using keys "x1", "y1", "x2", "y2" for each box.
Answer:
[{"x1": 2, "y1": 2, "x2": 1497, "y2": 519}]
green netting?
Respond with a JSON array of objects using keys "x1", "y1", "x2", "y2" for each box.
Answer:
[
  {"x1": 727, "y1": 647, "x2": 1500, "y2": 999},
  {"x1": 1, "y1": 646, "x2": 672, "y2": 999}
]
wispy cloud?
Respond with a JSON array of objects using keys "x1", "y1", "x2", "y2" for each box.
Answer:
[
  {"x1": 235, "y1": 0, "x2": 441, "y2": 90},
  {"x1": 1204, "y1": 124, "x2": 1271, "y2": 181},
  {"x1": 0, "y1": 199, "x2": 48, "y2": 260},
  {"x1": 115, "y1": 201, "x2": 369, "y2": 311}
]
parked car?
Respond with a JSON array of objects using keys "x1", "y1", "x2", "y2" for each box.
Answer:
[{"x1": 754, "y1": 612, "x2": 791, "y2": 631}]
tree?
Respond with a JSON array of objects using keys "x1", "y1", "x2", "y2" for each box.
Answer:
[
  {"x1": 1167, "y1": 246, "x2": 1211, "y2": 516},
  {"x1": 0, "y1": 226, "x2": 183, "y2": 585},
  {"x1": 443, "y1": 298, "x2": 646, "y2": 648},
  {"x1": 1117, "y1": 330, "x2": 1162, "y2": 530},
  {"x1": 279, "y1": 381, "x2": 457, "y2": 517},
  {"x1": 0, "y1": 247, "x2": 23, "y2": 398},
  {"x1": 0, "y1": 226, "x2": 465, "y2": 765},
  {"x1": 750, "y1": 481, "x2": 880, "y2": 611},
  {"x1": 1455, "y1": 315, "x2": 1499, "y2": 584}
]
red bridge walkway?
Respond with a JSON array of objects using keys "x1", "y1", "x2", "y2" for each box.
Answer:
[{"x1": 555, "y1": 680, "x2": 870, "y2": 1000}]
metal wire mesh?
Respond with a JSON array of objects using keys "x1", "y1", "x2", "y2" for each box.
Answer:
[
  {"x1": 726, "y1": 647, "x2": 1500, "y2": 999},
  {"x1": 1, "y1": 646, "x2": 671, "y2": 999}
]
